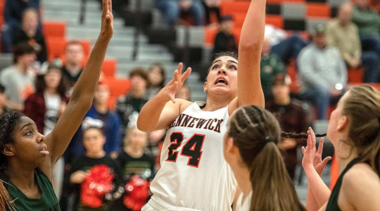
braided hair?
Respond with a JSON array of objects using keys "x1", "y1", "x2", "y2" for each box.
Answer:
[
  {"x1": 227, "y1": 105, "x2": 306, "y2": 211},
  {"x1": 0, "y1": 111, "x2": 22, "y2": 211}
]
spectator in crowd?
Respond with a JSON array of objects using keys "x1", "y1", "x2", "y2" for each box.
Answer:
[
  {"x1": 0, "y1": 43, "x2": 36, "y2": 111},
  {"x1": 352, "y1": 0, "x2": 380, "y2": 54},
  {"x1": 146, "y1": 63, "x2": 166, "y2": 100},
  {"x1": 298, "y1": 24, "x2": 347, "y2": 120},
  {"x1": 69, "y1": 125, "x2": 122, "y2": 211},
  {"x1": 13, "y1": 9, "x2": 47, "y2": 65},
  {"x1": 265, "y1": 24, "x2": 308, "y2": 65},
  {"x1": 118, "y1": 114, "x2": 156, "y2": 182},
  {"x1": 175, "y1": 84, "x2": 192, "y2": 101},
  {"x1": 23, "y1": 64, "x2": 68, "y2": 199},
  {"x1": 212, "y1": 15, "x2": 238, "y2": 55},
  {"x1": 202, "y1": 0, "x2": 221, "y2": 25},
  {"x1": 116, "y1": 68, "x2": 149, "y2": 139},
  {"x1": 260, "y1": 37, "x2": 287, "y2": 99},
  {"x1": 145, "y1": 129, "x2": 166, "y2": 159},
  {"x1": 61, "y1": 41, "x2": 85, "y2": 90},
  {"x1": 155, "y1": 0, "x2": 205, "y2": 26},
  {"x1": 69, "y1": 83, "x2": 122, "y2": 160},
  {"x1": 327, "y1": 2, "x2": 379, "y2": 83},
  {"x1": 0, "y1": 84, "x2": 11, "y2": 116},
  {"x1": 24, "y1": 64, "x2": 68, "y2": 135},
  {"x1": 1, "y1": 0, "x2": 41, "y2": 53},
  {"x1": 266, "y1": 75, "x2": 312, "y2": 180}
]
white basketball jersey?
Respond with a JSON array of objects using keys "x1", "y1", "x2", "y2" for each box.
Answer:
[{"x1": 150, "y1": 102, "x2": 237, "y2": 211}]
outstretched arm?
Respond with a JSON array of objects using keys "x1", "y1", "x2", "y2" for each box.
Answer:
[
  {"x1": 303, "y1": 128, "x2": 332, "y2": 209},
  {"x1": 137, "y1": 63, "x2": 192, "y2": 132},
  {"x1": 39, "y1": 0, "x2": 113, "y2": 179},
  {"x1": 229, "y1": 0, "x2": 265, "y2": 113}
]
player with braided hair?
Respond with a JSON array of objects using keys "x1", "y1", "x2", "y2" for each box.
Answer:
[
  {"x1": 223, "y1": 105, "x2": 306, "y2": 211},
  {"x1": 303, "y1": 85, "x2": 380, "y2": 211},
  {"x1": 0, "y1": 1, "x2": 113, "y2": 210}
]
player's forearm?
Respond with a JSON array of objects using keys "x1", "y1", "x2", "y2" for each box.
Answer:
[
  {"x1": 304, "y1": 166, "x2": 331, "y2": 207},
  {"x1": 306, "y1": 186, "x2": 320, "y2": 211},
  {"x1": 137, "y1": 91, "x2": 170, "y2": 132}
]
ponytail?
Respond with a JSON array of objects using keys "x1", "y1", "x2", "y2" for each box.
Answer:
[
  {"x1": 0, "y1": 180, "x2": 16, "y2": 211},
  {"x1": 249, "y1": 143, "x2": 306, "y2": 211}
]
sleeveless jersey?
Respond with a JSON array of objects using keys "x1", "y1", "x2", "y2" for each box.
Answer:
[
  {"x1": 150, "y1": 102, "x2": 237, "y2": 211},
  {"x1": 0, "y1": 169, "x2": 60, "y2": 211},
  {"x1": 326, "y1": 158, "x2": 360, "y2": 211}
]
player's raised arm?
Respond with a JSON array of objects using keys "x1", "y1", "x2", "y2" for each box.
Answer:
[
  {"x1": 137, "y1": 63, "x2": 192, "y2": 132},
  {"x1": 235, "y1": 0, "x2": 266, "y2": 108},
  {"x1": 42, "y1": 0, "x2": 113, "y2": 173}
]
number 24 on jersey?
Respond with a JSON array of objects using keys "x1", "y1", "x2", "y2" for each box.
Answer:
[{"x1": 166, "y1": 132, "x2": 205, "y2": 168}]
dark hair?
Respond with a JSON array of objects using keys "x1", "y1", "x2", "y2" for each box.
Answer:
[
  {"x1": 212, "y1": 51, "x2": 238, "y2": 61},
  {"x1": 206, "y1": 51, "x2": 239, "y2": 78},
  {"x1": 83, "y1": 126, "x2": 104, "y2": 136},
  {"x1": 0, "y1": 111, "x2": 23, "y2": 170},
  {"x1": 22, "y1": 8, "x2": 38, "y2": 22},
  {"x1": 13, "y1": 43, "x2": 35, "y2": 64},
  {"x1": 129, "y1": 68, "x2": 148, "y2": 82},
  {"x1": 147, "y1": 63, "x2": 166, "y2": 89},
  {"x1": 340, "y1": 85, "x2": 380, "y2": 175},
  {"x1": 0, "y1": 112, "x2": 24, "y2": 211},
  {"x1": 220, "y1": 15, "x2": 234, "y2": 22},
  {"x1": 0, "y1": 84, "x2": 5, "y2": 94},
  {"x1": 35, "y1": 63, "x2": 67, "y2": 98},
  {"x1": 228, "y1": 106, "x2": 306, "y2": 211}
]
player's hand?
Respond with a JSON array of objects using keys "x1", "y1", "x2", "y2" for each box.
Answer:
[
  {"x1": 302, "y1": 128, "x2": 332, "y2": 176},
  {"x1": 160, "y1": 63, "x2": 192, "y2": 103},
  {"x1": 100, "y1": 0, "x2": 113, "y2": 40},
  {"x1": 70, "y1": 171, "x2": 87, "y2": 184}
]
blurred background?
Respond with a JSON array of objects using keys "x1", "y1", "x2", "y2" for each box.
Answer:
[{"x1": 1, "y1": 0, "x2": 380, "y2": 210}]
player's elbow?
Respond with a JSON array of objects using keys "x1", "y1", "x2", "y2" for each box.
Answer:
[
  {"x1": 137, "y1": 118, "x2": 154, "y2": 133},
  {"x1": 239, "y1": 39, "x2": 261, "y2": 52}
]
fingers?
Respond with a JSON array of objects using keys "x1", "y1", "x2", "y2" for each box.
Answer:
[
  {"x1": 302, "y1": 146, "x2": 306, "y2": 155},
  {"x1": 321, "y1": 156, "x2": 332, "y2": 167},
  {"x1": 109, "y1": 0, "x2": 112, "y2": 13},
  {"x1": 181, "y1": 67, "x2": 192, "y2": 83},
  {"x1": 177, "y1": 63, "x2": 183, "y2": 77},
  {"x1": 173, "y1": 70, "x2": 180, "y2": 82},
  {"x1": 318, "y1": 138, "x2": 324, "y2": 154}
]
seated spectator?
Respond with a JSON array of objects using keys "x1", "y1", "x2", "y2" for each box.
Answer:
[
  {"x1": 116, "y1": 68, "x2": 149, "y2": 139},
  {"x1": 69, "y1": 124, "x2": 122, "y2": 211},
  {"x1": 266, "y1": 75, "x2": 312, "y2": 180},
  {"x1": 146, "y1": 63, "x2": 166, "y2": 100},
  {"x1": 175, "y1": 85, "x2": 192, "y2": 101},
  {"x1": 13, "y1": 9, "x2": 47, "y2": 64},
  {"x1": 24, "y1": 63, "x2": 68, "y2": 135},
  {"x1": 0, "y1": 84, "x2": 12, "y2": 116},
  {"x1": 266, "y1": 24, "x2": 308, "y2": 65},
  {"x1": 0, "y1": 43, "x2": 36, "y2": 111},
  {"x1": 69, "y1": 83, "x2": 122, "y2": 159},
  {"x1": 117, "y1": 113, "x2": 155, "y2": 210},
  {"x1": 118, "y1": 113, "x2": 155, "y2": 181},
  {"x1": 260, "y1": 37, "x2": 287, "y2": 99},
  {"x1": 155, "y1": 0, "x2": 205, "y2": 26},
  {"x1": 298, "y1": 24, "x2": 347, "y2": 120},
  {"x1": 1, "y1": 0, "x2": 41, "y2": 53},
  {"x1": 202, "y1": 0, "x2": 221, "y2": 25},
  {"x1": 327, "y1": 3, "x2": 379, "y2": 83},
  {"x1": 61, "y1": 41, "x2": 85, "y2": 90},
  {"x1": 212, "y1": 15, "x2": 238, "y2": 55},
  {"x1": 352, "y1": 0, "x2": 380, "y2": 55}
]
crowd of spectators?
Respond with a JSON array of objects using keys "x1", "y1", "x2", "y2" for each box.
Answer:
[{"x1": 2, "y1": 0, "x2": 380, "y2": 210}]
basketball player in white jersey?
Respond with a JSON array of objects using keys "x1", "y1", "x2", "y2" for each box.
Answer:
[{"x1": 137, "y1": 0, "x2": 266, "y2": 209}]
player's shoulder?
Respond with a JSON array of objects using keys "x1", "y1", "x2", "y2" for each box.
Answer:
[
  {"x1": 343, "y1": 162, "x2": 380, "y2": 192},
  {"x1": 178, "y1": 99, "x2": 194, "y2": 113}
]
